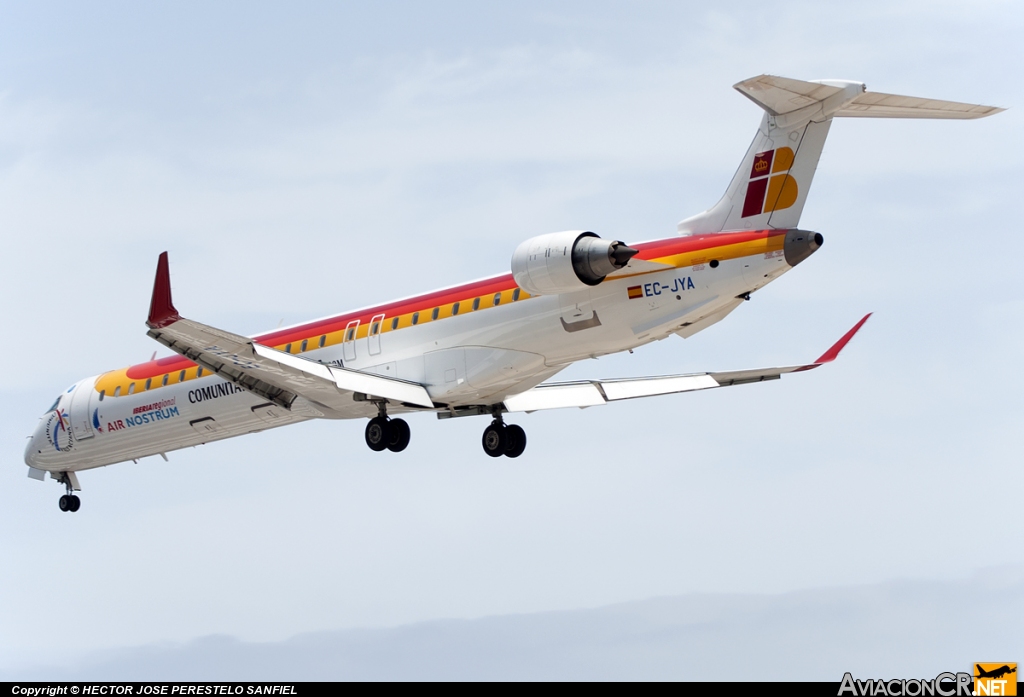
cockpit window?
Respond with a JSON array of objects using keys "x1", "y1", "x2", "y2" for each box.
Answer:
[{"x1": 45, "y1": 396, "x2": 60, "y2": 413}]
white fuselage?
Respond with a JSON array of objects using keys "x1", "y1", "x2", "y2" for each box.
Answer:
[{"x1": 25, "y1": 230, "x2": 794, "y2": 475}]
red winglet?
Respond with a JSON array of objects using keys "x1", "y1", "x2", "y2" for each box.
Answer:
[
  {"x1": 813, "y1": 313, "x2": 872, "y2": 365},
  {"x1": 146, "y1": 252, "x2": 181, "y2": 329}
]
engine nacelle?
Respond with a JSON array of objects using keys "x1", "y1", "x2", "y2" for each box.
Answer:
[{"x1": 510, "y1": 231, "x2": 638, "y2": 296}]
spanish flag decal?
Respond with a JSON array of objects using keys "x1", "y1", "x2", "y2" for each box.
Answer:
[
  {"x1": 741, "y1": 147, "x2": 798, "y2": 218},
  {"x1": 627, "y1": 286, "x2": 643, "y2": 299}
]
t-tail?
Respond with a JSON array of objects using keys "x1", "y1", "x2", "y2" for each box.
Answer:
[{"x1": 677, "y1": 75, "x2": 1004, "y2": 236}]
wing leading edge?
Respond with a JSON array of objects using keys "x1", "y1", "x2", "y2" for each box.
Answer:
[
  {"x1": 502, "y1": 314, "x2": 871, "y2": 413},
  {"x1": 144, "y1": 252, "x2": 435, "y2": 412}
]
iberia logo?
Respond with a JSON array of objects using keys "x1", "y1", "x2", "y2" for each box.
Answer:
[
  {"x1": 741, "y1": 147, "x2": 798, "y2": 218},
  {"x1": 974, "y1": 663, "x2": 1016, "y2": 696}
]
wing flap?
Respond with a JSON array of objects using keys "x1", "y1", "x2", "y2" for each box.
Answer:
[
  {"x1": 600, "y1": 374, "x2": 718, "y2": 400},
  {"x1": 145, "y1": 253, "x2": 435, "y2": 412},
  {"x1": 251, "y1": 343, "x2": 435, "y2": 407},
  {"x1": 503, "y1": 383, "x2": 606, "y2": 412}
]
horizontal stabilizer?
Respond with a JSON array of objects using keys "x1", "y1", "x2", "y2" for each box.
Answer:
[
  {"x1": 734, "y1": 75, "x2": 857, "y2": 117},
  {"x1": 835, "y1": 91, "x2": 1004, "y2": 119},
  {"x1": 504, "y1": 314, "x2": 870, "y2": 412},
  {"x1": 734, "y1": 74, "x2": 1004, "y2": 121}
]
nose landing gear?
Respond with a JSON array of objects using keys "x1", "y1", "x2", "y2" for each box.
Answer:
[
  {"x1": 56, "y1": 472, "x2": 81, "y2": 513},
  {"x1": 482, "y1": 418, "x2": 527, "y2": 458},
  {"x1": 364, "y1": 402, "x2": 411, "y2": 453}
]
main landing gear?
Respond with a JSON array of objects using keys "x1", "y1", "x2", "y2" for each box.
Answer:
[
  {"x1": 482, "y1": 418, "x2": 527, "y2": 459},
  {"x1": 56, "y1": 473, "x2": 81, "y2": 513},
  {"x1": 364, "y1": 403, "x2": 411, "y2": 453}
]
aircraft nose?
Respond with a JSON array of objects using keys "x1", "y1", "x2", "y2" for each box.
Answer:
[
  {"x1": 783, "y1": 229, "x2": 824, "y2": 267},
  {"x1": 24, "y1": 422, "x2": 44, "y2": 467}
]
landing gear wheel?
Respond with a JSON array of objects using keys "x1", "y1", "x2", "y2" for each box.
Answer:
[
  {"x1": 365, "y1": 416, "x2": 390, "y2": 452},
  {"x1": 386, "y1": 418, "x2": 411, "y2": 452},
  {"x1": 59, "y1": 495, "x2": 72, "y2": 512},
  {"x1": 504, "y1": 424, "x2": 527, "y2": 458},
  {"x1": 68, "y1": 495, "x2": 81, "y2": 512},
  {"x1": 482, "y1": 422, "x2": 507, "y2": 458}
]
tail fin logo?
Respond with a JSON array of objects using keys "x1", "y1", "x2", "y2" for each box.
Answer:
[{"x1": 741, "y1": 147, "x2": 798, "y2": 218}]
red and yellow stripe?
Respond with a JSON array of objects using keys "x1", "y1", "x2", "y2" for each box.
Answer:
[{"x1": 94, "y1": 229, "x2": 785, "y2": 397}]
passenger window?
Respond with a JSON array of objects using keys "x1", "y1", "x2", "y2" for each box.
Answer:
[
  {"x1": 346, "y1": 328, "x2": 354, "y2": 341},
  {"x1": 197, "y1": 367, "x2": 204, "y2": 378},
  {"x1": 162, "y1": 374, "x2": 169, "y2": 386},
  {"x1": 391, "y1": 317, "x2": 399, "y2": 331},
  {"x1": 412, "y1": 312, "x2": 419, "y2": 325},
  {"x1": 493, "y1": 293, "x2": 501, "y2": 306},
  {"x1": 285, "y1": 343, "x2": 292, "y2": 354},
  {"x1": 431, "y1": 307, "x2": 439, "y2": 321},
  {"x1": 114, "y1": 386, "x2": 121, "y2": 398},
  {"x1": 371, "y1": 322, "x2": 379, "y2": 335},
  {"x1": 128, "y1": 383, "x2": 135, "y2": 395},
  {"x1": 145, "y1": 378, "x2": 152, "y2": 390},
  {"x1": 301, "y1": 339, "x2": 308, "y2": 352},
  {"x1": 179, "y1": 370, "x2": 186, "y2": 382},
  {"x1": 452, "y1": 302, "x2": 460, "y2": 315},
  {"x1": 472, "y1": 297, "x2": 480, "y2": 311},
  {"x1": 513, "y1": 288, "x2": 521, "y2": 301},
  {"x1": 319, "y1": 335, "x2": 326, "y2": 348}
]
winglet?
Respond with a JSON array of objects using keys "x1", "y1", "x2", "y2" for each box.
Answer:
[
  {"x1": 813, "y1": 313, "x2": 871, "y2": 365},
  {"x1": 146, "y1": 252, "x2": 181, "y2": 329}
]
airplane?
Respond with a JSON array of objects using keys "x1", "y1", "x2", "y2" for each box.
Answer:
[
  {"x1": 975, "y1": 665, "x2": 1016, "y2": 680},
  {"x1": 24, "y1": 75, "x2": 1002, "y2": 512}
]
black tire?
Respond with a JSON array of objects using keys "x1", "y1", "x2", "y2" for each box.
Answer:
[
  {"x1": 482, "y1": 422, "x2": 507, "y2": 457},
  {"x1": 386, "y1": 418, "x2": 411, "y2": 452},
  {"x1": 59, "y1": 495, "x2": 71, "y2": 512},
  {"x1": 504, "y1": 424, "x2": 527, "y2": 458},
  {"x1": 69, "y1": 495, "x2": 81, "y2": 512},
  {"x1": 365, "y1": 416, "x2": 389, "y2": 452}
]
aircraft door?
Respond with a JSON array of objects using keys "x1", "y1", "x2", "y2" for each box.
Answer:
[
  {"x1": 343, "y1": 320, "x2": 359, "y2": 362},
  {"x1": 368, "y1": 313, "x2": 385, "y2": 356},
  {"x1": 68, "y1": 378, "x2": 96, "y2": 440}
]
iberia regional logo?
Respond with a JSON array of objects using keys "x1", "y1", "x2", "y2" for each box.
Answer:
[{"x1": 741, "y1": 147, "x2": 798, "y2": 218}]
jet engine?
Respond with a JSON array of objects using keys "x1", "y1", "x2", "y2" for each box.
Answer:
[{"x1": 510, "y1": 231, "x2": 638, "y2": 296}]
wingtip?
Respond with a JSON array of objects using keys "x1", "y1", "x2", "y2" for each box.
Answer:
[
  {"x1": 813, "y1": 313, "x2": 872, "y2": 365},
  {"x1": 146, "y1": 251, "x2": 181, "y2": 329}
]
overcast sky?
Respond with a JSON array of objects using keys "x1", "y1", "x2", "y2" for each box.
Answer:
[{"x1": 1, "y1": 0, "x2": 1021, "y2": 679}]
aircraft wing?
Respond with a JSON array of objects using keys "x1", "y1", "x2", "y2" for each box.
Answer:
[
  {"x1": 145, "y1": 253, "x2": 435, "y2": 412},
  {"x1": 503, "y1": 314, "x2": 871, "y2": 412}
]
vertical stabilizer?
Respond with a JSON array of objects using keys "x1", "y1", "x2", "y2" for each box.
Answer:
[{"x1": 677, "y1": 75, "x2": 1003, "y2": 236}]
